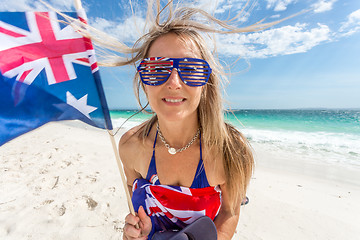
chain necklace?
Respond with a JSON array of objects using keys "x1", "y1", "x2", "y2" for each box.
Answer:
[{"x1": 156, "y1": 123, "x2": 200, "y2": 155}]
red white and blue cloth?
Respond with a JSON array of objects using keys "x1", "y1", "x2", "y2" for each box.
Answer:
[{"x1": 132, "y1": 178, "x2": 222, "y2": 238}]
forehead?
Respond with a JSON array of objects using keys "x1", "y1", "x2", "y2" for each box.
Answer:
[{"x1": 147, "y1": 33, "x2": 202, "y2": 58}]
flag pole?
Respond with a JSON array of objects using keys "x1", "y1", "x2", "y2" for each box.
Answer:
[
  {"x1": 107, "y1": 129, "x2": 137, "y2": 217},
  {"x1": 74, "y1": 0, "x2": 82, "y2": 10},
  {"x1": 73, "y1": 0, "x2": 137, "y2": 220}
]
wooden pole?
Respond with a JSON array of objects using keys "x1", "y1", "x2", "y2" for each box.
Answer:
[
  {"x1": 73, "y1": 0, "x2": 138, "y2": 222},
  {"x1": 74, "y1": 0, "x2": 83, "y2": 10},
  {"x1": 107, "y1": 130, "x2": 136, "y2": 216}
]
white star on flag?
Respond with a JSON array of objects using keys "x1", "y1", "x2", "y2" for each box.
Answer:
[{"x1": 66, "y1": 91, "x2": 97, "y2": 119}]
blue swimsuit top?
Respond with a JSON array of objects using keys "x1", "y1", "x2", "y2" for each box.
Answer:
[{"x1": 145, "y1": 130, "x2": 210, "y2": 188}]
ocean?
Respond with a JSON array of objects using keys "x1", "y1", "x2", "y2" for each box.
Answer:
[{"x1": 110, "y1": 109, "x2": 360, "y2": 167}]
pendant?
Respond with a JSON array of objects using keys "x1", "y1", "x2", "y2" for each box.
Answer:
[{"x1": 168, "y1": 147, "x2": 177, "y2": 155}]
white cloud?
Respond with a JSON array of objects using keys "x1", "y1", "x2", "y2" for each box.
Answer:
[
  {"x1": 0, "y1": 0, "x2": 34, "y2": 11},
  {"x1": 265, "y1": 0, "x2": 297, "y2": 12},
  {"x1": 338, "y1": 9, "x2": 360, "y2": 37},
  {"x1": 214, "y1": 4, "x2": 233, "y2": 14},
  {"x1": 192, "y1": 0, "x2": 250, "y2": 19},
  {"x1": 216, "y1": 23, "x2": 331, "y2": 58},
  {"x1": 48, "y1": 0, "x2": 73, "y2": 11},
  {"x1": 311, "y1": 0, "x2": 337, "y2": 13},
  {"x1": 0, "y1": 0, "x2": 73, "y2": 11},
  {"x1": 90, "y1": 16, "x2": 146, "y2": 44},
  {"x1": 88, "y1": 0, "x2": 334, "y2": 59},
  {"x1": 270, "y1": 14, "x2": 281, "y2": 19}
]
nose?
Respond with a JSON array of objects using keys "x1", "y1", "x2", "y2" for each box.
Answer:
[{"x1": 166, "y1": 68, "x2": 182, "y2": 89}]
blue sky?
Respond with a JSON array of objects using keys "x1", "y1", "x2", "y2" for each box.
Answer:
[{"x1": 1, "y1": 0, "x2": 360, "y2": 109}]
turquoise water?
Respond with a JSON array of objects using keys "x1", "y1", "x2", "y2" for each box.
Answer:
[
  {"x1": 111, "y1": 109, "x2": 360, "y2": 134},
  {"x1": 225, "y1": 109, "x2": 360, "y2": 134},
  {"x1": 110, "y1": 109, "x2": 360, "y2": 166}
]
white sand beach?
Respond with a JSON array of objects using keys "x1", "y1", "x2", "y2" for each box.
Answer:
[{"x1": 1, "y1": 122, "x2": 360, "y2": 240}]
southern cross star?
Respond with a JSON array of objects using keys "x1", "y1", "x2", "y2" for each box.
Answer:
[{"x1": 66, "y1": 91, "x2": 97, "y2": 119}]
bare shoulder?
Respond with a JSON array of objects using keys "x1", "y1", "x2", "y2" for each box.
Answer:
[
  {"x1": 118, "y1": 123, "x2": 154, "y2": 181},
  {"x1": 118, "y1": 124, "x2": 144, "y2": 163},
  {"x1": 119, "y1": 124, "x2": 143, "y2": 146}
]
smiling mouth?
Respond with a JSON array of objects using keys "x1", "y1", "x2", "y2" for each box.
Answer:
[{"x1": 163, "y1": 98, "x2": 185, "y2": 103}]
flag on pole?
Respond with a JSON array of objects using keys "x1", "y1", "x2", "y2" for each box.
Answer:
[{"x1": 0, "y1": 11, "x2": 112, "y2": 146}]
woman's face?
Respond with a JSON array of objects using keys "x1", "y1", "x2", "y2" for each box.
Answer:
[{"x1": 145, "y1": 33, "x2": 204, "y2": 123}]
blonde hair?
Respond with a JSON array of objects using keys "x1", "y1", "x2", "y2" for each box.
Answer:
[
  {"x1": 63, "y1": 0, "x2": 293, "y2": 211},
  {"x1": 124, "y1": 1, "x2": 257, "y2": 212}
]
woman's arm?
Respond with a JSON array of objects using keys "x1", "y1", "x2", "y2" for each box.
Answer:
[
  {"x1": 119, "y1": 129, "x2": 152, "y2": 239},
  {"x1": 118, "y1": 128, "x2": 144, "y2": 194},
  {"x1": 214, "y1": 183, "x2": 241, "y2": 240}
]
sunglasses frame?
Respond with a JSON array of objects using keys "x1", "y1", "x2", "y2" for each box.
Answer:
[{"x1": 137, "y1": 57, "x2": 212, "y2": 87}]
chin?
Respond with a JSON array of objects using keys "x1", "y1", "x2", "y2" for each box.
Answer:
[{"x1": 157, "y1": 109, "x2": 197, "y2": 122}]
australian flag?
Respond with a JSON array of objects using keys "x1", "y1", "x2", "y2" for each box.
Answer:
[{"x1": 0, "y1": 10, "x2": 112, "y2": 146}]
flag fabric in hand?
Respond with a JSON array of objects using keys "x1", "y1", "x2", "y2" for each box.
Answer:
[
  {"x1": 132, "y1": 178, "x2": 222, "y2": 238},
  {"x1": 0, "y1": 11, "x2": 112, "y2": 146}
]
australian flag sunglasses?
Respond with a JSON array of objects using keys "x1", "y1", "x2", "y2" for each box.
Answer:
[{"x1": 137, "y1": 57, "x2": 212, "y2": 87}]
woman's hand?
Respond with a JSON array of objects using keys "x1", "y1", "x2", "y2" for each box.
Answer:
[{"x1": 123, "y1": 206, "x2": 152, "y2": 240}]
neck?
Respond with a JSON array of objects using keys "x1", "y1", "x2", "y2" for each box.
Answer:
[{"x1": 157, "y1": 115, "x2": 200, "y2": 148}]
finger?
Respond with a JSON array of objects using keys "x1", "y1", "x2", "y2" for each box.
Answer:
[
  {"x1": 125, "y1": 212, "x2": 140, "y2": 230},
  {"x1": 137, "y1": 206, "x2": 152, "y2": 236},
  {"x1": 123, "y1": 223, "x2": 141, "y2": 238},
  {"x1": 137, "y1": 206, "x2": 148, "y2": 221},
  {"x1": 125, "y1": 213, "x2": 140, "y2": 226},
  {"x1": 138, "y1": 206, "x2": 151, "y2": 226}
]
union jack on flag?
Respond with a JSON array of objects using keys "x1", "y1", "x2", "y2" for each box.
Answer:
[
  {"x1": 132, "y1": 178, "x2": 222, "y2": 238},
  {"x1": 0, "y1": 10, "x2": 112, "y2": 146}
]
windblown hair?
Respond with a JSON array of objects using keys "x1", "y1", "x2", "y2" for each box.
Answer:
[
  {"x1": 125, "y1": 0, "x2": 260, "y2": 212},
  {"x1": 60, "y1": 0, "x2": 291, "y2": 212}
]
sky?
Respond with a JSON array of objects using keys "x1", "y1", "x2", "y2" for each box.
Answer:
[{"x1": 1, "y1": 0, "x2": 360, "y2": 110}]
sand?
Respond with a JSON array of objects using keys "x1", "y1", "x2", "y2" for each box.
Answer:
[{"x1": 1, "y1": 121, "x2": 359, "y2": 240}]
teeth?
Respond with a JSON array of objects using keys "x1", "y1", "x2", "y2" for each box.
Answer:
[{"x1": 164, "y1": 98, "x2": 183, "y2": 103}]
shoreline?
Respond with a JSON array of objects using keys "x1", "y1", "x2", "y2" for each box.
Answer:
[
  {"x1": 252, "y1": 142, "x2": 360, "y2": 187},
  {"x1": 1, "y1": 121, "x2": 359, "y2": 239}
]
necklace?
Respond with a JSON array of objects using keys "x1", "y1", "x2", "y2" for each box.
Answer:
[{"x1": 156, "y1": 123, "x2": 200, "y2": 155}]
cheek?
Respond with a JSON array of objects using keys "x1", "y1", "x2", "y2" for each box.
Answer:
[
  {"x1": 145, "y1": 85, "x2": 155, "y2": 99},
  {"x1": 144, "y1": 86, "x2": 159, "y2": 107}
]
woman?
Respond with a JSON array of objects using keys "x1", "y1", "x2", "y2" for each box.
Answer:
[{"x1": 117, "y1": 2, "x2": 260, "y2": 239}]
